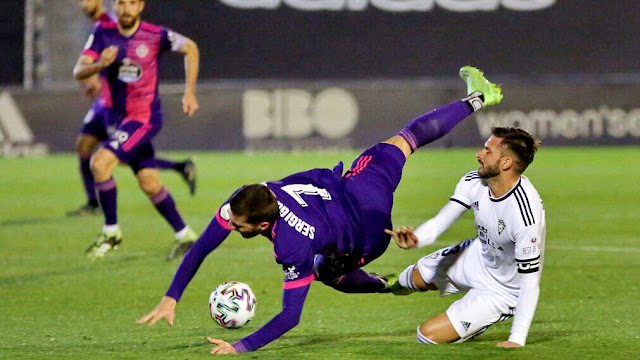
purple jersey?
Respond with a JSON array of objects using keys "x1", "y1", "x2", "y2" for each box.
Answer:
[
  {"x1": 81, "y1": 21, "x2": 187, "y2": 124},
  {"x1": 165, "y1": 144, "x2": 407, "y2": 353}
]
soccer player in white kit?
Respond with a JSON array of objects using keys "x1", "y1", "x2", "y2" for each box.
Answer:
[{"x1": 385, "y1": 127, "x2": 545, "y2": 348}]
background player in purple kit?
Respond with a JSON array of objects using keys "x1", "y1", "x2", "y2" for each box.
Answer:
[
  {"x1": 137, "y1": 67, "x2": 503, "y2": 354},
  {"x1": 68, "y1": 0, "x2": 197, "y2": 217},
  {"x1": 73, "y1": 0, "x2": 199, "y2": 260}
]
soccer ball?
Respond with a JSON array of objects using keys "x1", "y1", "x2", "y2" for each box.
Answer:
[{"x1": 208, "y1": 281, "x2": 257, "y2": 329}]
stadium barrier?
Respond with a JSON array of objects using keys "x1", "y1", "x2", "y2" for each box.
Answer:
[{"x1": 4, "y1": 81, "x2": 639, "y2": 155}]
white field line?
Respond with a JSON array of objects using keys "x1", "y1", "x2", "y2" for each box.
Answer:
[{"x1": 548, "y1": 245, "x2": 640, "y2": 253}]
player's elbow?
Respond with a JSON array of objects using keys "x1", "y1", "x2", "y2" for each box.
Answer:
[{"x1": 184, "y1": 39, "x2": 199, "y2": 57}]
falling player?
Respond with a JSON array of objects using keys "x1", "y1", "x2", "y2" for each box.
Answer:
[
  {"x1": 385, "y1": 127, "x2": 545, "y2": 348},
  {"x1": 73, "y1": 0, "x2": 199, "y2": 260},
  {"x1": 68, "y1": 0, "x2": 197, "y2": 217},
  {"x1": 137, "y1": 66, "x2": 503, "y2": 353}
]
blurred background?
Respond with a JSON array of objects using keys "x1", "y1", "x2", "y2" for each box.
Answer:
[{"x1": 1, "y1": 0, "x2": 638, "y2": 156}]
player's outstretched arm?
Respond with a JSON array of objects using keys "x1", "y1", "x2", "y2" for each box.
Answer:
[
  {"x1": 136, "y1": 296, "x2": 177, "y2": 326},
  {"x1": 181, "y1": 37, "x2": 199, "y2": 116}
]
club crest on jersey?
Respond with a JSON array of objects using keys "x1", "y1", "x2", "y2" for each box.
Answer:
[
  {"x1": 135, "y1": 44, "x2": 149, "y2": 59},
  {"x1": 118, "y1": 58, "x2": 142, "y2": 83},
  {"x1": 498, "y1": 219, "x2": 506, "y2": 235}
]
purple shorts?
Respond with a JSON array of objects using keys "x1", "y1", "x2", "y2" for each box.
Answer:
[
  {"x1": 102, "y1": 117, "x2": 162, "y2": 174},
  {"x1": 343, "y1": 143, "x2": 407, "y2": 263},
  {"x1": 80, "y1": 102, "x2": 114, "y2": 141}
]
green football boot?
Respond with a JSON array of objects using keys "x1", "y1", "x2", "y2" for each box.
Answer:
[
  {"x1": 86, "y1": 228, "x2": 122, "y2": 260},
  {"x1": 381, "y1": 272, "x2": 415, "y2": 296},
  {"x1": 167, "y1": 227, "x2": 198, "y2": 261},
  {"x1": 459, "y1": 66, "x2": 503, "y2": 107}
]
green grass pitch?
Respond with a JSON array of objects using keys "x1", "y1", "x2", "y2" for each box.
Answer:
[{"x1": 1, "y1": 147, "x2": 639, "y2": 359}]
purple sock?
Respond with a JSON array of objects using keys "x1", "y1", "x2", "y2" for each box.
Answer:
[
  {"x1": 325, "y1": 269, "x2": 387, "y2": 294},
  {"x1": 150, "y1": 158, "x2": 181, "y2": 170},
  {"x1": 79, "y1": 156, "x2": 98, "y2": 206},
  {"x1": 398, "y1": 95, "x2": 481, "y2": 153},
  {"x1": 150, "y1": 186, "x2": 186, "y2": 232},
  {"x1": 95, "y1": 177, "x2": 117, "y2": 225}
]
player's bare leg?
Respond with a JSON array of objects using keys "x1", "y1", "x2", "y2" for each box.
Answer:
[
  {"x1": 67, "y1": 134, "x2": 101, "y2": 216},
  {"x1": 136, "y1": 168, "x2": 197, "y2": 260},
  {"x1": 418, "y1": 313, "x2": 461, "y2": 344}
]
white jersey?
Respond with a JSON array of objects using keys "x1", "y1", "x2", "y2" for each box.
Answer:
[{"x1": 450, "y1": 171, "x2": 546, "y2": 296}]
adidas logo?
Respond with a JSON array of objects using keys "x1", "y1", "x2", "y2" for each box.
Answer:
[
  {"x1": 0, "y1": 91, "x2": 48, "y2": 156},
  {"x1": 461, "y1": 321, "x2": 471, "y2": 331}
]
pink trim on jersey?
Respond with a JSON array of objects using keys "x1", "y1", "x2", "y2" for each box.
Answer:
[
  {"x1": 99, "y1": 76, "x2": 113, "y2": 107},
  {"x1": 345, "y1": 155, "x2": 372, "y2": 178},
  {"x1": 82, "y1": 49, "x2": 99, "y2": 61},
  {"x1": 215, "y1": 209, "x2": 233, "y2": 231},
  {"x1": 283, "y1": 274, "x2": 315, "y2": 290},
  {"x1": 122, "y1": 123, "x2": 152, "y2": 152},
  {"x1": 125, "y1": 22, "x2": 161, "y2": 124}
]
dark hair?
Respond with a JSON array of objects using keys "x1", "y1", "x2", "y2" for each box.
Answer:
[
  {"x1": 491, "y1": 127, "x2": 541, "y2": 174},
  {"x1": 229, "y1": 184, "x2": 279, "y2": 224}
]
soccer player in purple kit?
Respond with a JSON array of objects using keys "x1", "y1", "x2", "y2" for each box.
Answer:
[
  {"x1": 68, "y1": 0, "x2": 197, "y2": 217},
  {"x1": 137, "y1": 66, "x2": 503, "y2": 354},
  {"x1": 73, "y1": 0, "x2": 199, "y2": 260}
]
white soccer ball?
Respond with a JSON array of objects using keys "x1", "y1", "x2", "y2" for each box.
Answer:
[{"x1": 208, "y1": 281, "x2": 257, "y2": 329}]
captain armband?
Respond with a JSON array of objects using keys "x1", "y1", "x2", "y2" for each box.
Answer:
[{"x1": 516, "y1": 255, "x2": 540, "y2": 274}]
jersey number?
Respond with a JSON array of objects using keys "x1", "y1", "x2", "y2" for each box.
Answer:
[{"x1": 282, "y1": 184, "x2": 331, "y2": 207}]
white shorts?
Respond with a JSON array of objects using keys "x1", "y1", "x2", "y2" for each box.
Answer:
[{"x1": 412, "y1": 238, "x2": 517, "y2": 341}]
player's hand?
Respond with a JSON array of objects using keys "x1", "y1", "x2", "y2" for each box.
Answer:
[
  {"x1": 496, "y1": 341, "x2": 523, "y2": 348},
  {"x1": 182, "y1": 92, "x2": 199, "y2": 116},
  {"x1": 98, "y1": 46, "x2": 119, "y2": 68},
  {"x1": 83, "y1": 79, "x2": 102, "y2": 99},
  {"x1": 136, "y1": 296, "x2": 177, "y2": 326},
  {"x1": 207, "y1": 338, "x2": 237, "y2": 355},
  {"x1": 385, "y1": 227, "x2": 418, "y2": 249}
]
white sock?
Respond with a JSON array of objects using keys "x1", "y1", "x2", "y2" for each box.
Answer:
[
  {"x1": 175, "y1": 226, "x2": 190, "y2": 240},
  {"x1": 102, "y1": 224, "x2": 119, "y2": 234},
  {"x1": 399, "y1": 264, "x2": 419, "y2": 290}
]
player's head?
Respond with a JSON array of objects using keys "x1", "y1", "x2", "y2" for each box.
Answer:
[
  {"x1": 476, "y1": 127, "x2": 540, "y2": 178},
  {"x1": 112, "y1": 0, "x2": 145, "y2": 29},
  {"x1": 229, "y1": 184, "x2": 279, "y2": 238},
  {"x1": 79, "y1": 0, "x2": 104, "y2": 19}
]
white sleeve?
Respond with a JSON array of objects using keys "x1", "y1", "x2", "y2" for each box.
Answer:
[
  {"x1": 414, "y1": 200, "x2": 467, "y2": 248},
  {"x1": 508, "y1": 271, "x2": 540, "y2": 346},
  {"x1": 509, "y1": 209, "x2": 545, "y2": 346}
]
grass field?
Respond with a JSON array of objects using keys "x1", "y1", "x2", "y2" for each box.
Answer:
[{"x1": 1, "y1": 147, "x2": 639, "y2": 359}]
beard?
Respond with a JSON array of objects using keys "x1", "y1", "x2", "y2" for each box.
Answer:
[
  {"x1": 118, "y1": 14, "x2": 139, "y2": 29},
  {"x1": 239, "y1": 230, "x2": 261, "y2": 239},
  {"x1": 478, "y1": 161, "x2": 500, "y2": 179}
]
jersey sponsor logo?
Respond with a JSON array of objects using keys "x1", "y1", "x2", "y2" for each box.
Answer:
[
  {"x1": 117, "y1": 58, "x2": 143, "y2": 83},
  {"x1": 283, "y1": 265, "x2": 300, "y2": 281},
  {"x1": 277, "y1": 201, "x2": 316, "y2": 239},
  {"x1": 135, "y1": 44, "x2": 149, "y2": 59},
  {"x1": 497, "y1": 219, "x2": 506, "y2": 234}
]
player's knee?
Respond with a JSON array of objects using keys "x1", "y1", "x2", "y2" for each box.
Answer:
[
  {"x1": 417, "y1": 324, "x2": 439, "y2": 345},
  {"x1": 137, "y1": 175, "x2": 161, "y2": 196}
]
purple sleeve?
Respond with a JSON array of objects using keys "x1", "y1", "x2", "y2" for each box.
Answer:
[
  {"x1": 81, "y1": 24, "x2": 105, "y2": 60},
  {"x1": 165, "y1": 215, "x2": 231, "y2": 301},
  {"x1": 232, "y1": 284, "x2": 310, "y2": 353}
]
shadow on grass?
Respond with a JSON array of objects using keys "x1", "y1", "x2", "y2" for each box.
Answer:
[{"x1": 0, "y1": 216, "x2": 69, "y2": 227}]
